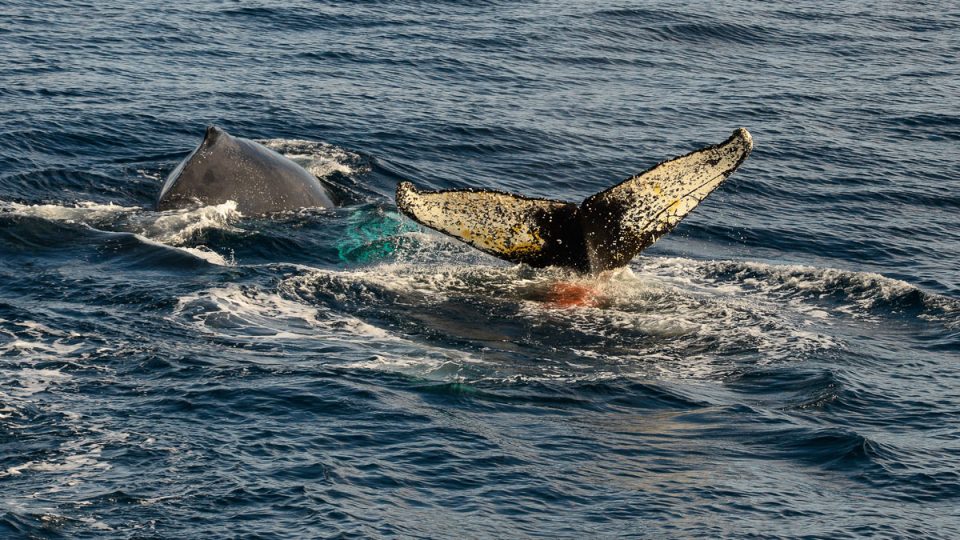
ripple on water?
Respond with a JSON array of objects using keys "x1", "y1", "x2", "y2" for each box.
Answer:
[{"x1": 1, "y1": 0, "x2": 959, "y2": 536}]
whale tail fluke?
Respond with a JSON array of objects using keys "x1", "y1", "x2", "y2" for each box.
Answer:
[{"x1": 396, "y1": 128, "x2": 753, "y2": 273}]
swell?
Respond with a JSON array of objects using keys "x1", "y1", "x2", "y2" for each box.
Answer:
[
  {"x1": 751, "y1": 426, "x2": 960, "y2": 502},
  {"x1": 0, "y1": 210, "x2": 233, "y2": 269},
  {"x1": 682, "y1": 378, "x2": 960, "y2": 504},
  {"x1": 218, "y1": 5, "x2": 417, "y2": 32},
  {"x1": 695, "y1": 259, "x2": 960, "y2": 321},
  {"x1": 410, "y1": 378, "x2": 710, "y2": 412}
]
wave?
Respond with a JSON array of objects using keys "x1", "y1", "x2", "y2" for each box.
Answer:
[
  {"x1": 0, "y1": 200, "x2": 241, "y2": 266},
  {"x1": 256, "y1": 257, "x2": 840, "y2": 380},
  {"x1": 689, "y1": 258, "x2": 959, "y2": 323},
  {"x1": 747, "y1": 423, "x2": 960, "y2": 502},
  {"x1": 0, "y1": 319, "x2": 120, "y2": 502},
  {"x1": 197, "y1": 244, "x2": 952, "y2": 382}
]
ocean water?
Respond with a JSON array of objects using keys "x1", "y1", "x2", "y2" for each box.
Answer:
[{"x1": 2, "y1": 1, "x2": 959, "y2": 537}]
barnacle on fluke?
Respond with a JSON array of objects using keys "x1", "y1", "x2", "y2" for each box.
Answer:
[{"x1": 396, "y1": 128, "x2": 753, "y2": 273}]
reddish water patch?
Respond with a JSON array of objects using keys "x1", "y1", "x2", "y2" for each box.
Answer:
[{"x1": 545, "y1": 282, "x2": 600, "y2": 308}]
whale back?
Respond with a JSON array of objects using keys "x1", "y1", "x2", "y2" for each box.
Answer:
[{"x1": 156, "y1": 126, "x2": 335, "y2": 215}]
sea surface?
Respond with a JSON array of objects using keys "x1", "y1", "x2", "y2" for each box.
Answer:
[{"x1": 2, "y1": 1, "x2": 959, "y2": 538}]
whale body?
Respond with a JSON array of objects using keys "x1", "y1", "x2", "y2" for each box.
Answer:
[
  {"x1": 157, "y1": 126, "x2": 335, "y2": 215},
  {"x1": 396, "y1": 128, "x2": 753, "y2": 274}
]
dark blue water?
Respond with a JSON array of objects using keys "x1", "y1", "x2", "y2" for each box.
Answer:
[{"x1": 2, "y1": 1, "x2": 959, "y2": 537}]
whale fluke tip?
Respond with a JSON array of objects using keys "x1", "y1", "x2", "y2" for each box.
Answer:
[{"x1": 735, "y1": 127, "x2": 753, "y2": 150}]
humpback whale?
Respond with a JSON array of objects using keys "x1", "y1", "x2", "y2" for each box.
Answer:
[
  {"x1": 157, "y1": 126, "x2": 335, "y2": 215},
  {"x1": 396, "y1": 128, "x2": 752, "y2": 273}
]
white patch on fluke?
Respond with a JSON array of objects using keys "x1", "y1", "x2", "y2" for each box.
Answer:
[{"x1": 396, "y1": 183, "x2": 567, "y2": 259}]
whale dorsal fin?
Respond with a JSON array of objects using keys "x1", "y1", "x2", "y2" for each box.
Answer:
[
  {"x1": 578, "y1": 128, "x2": 753, "y2": 271},
  {"x1": 395, "y1": 182, "x2": 587, "y2": 270},
  {"x1": 396, "y1": 128, "x2": 753, "y2": 273}
]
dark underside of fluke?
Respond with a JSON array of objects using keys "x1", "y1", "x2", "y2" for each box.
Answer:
[{"x1": 396, "y1": 128, "x2": 753, "y2": 274}]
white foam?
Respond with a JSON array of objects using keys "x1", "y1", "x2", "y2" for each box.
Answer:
[
  {"x1": 0, "y1": 363, "x2": 115, "y2": 483},
  {"x1": 1, "y1": 439, "x2": 111, "y2": 478},
  {"x1": 0, "y1": 200, "x2": 140, "y2": 222},
  {"x1": 660, "y1": 257, "x2": 957, "y2": 325},
  {"x1": 1, "y1": 368, "x2": 72, "y2": 398},
  {"x1": 170, "y1": 279, "x2": 491, "y2": 378},
  {"x1": 258, "y1": 138, "x2": 366, "y2": 177},
  {"x1": 173, "y1": 283, "x2": 390, "y2": 341},
  {"x1": 139, "y1": 201, "x2": 242, "y2": 246},
  {"x1": 132, "y1": 233, "x2": 233, "y2": 266},
  {"x1": 0, "y1": 319, "x2": 84, "y2": 365},
  {"x1": 274, "y1": 256, "x2": 860, "y2": 381}
]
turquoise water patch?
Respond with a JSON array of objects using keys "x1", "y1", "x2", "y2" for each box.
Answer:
[{"x1": 336, "y1": 206, "x2": 419, "y2": 264}]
